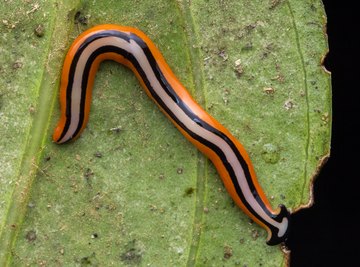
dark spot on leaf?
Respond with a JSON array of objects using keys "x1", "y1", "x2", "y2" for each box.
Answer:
[
  {"x1": 184, "y1": 187, "x2": 195, "y2": 197},
  {"x1": 74, "y1": 11, "x2": 89, "y2": 25},
  {"x1": 252, "y1": 229, "x2": 259, "y2": 240},
  {"x1": 80, "y1": 253, "x2": 99, "y2": 267},
  {"x1": 109, "y1": 126, "x2": 122, "y2": 134},
  {"x1": 269, "y1": 0, "x2": 282, "y2": 10},
  {"x1": 94, "y1": 152, "x2": 102, "y2": 158},
  {"x1": 91, "y1": 233, "x2": 98, "y2": 239},
  {"x1": 25, "y1": 230, "x2": 37, "y2": 242},
  {"x1": 241, "y1": 42, "x2": 253, "y2": 51},
  {"x1": 84, "y1": 168, "x2": 94, "y2": 186},
  {"x1": 12, "y1": 60, "x2": 23, "y2": 70},
  {"x1": 34, "y1": 24, "x2": 45, "y2": 37},
  {"x1": 261, "y1": 43, "x2": 275, "y2": 59},
  {"x1": 284, "y1": 99, "x2": 294, "y2": 110},
  {"x1": 245, "y1": 23, "x2": 256, "y2": 33},
  {"x1": 218, "y1": 49, "x2": 228, "y2": 61},
  {"x1": 177, "y1": 167, "x2": 183, "y2": 174},
  {"x1": 120, "y1": 240, "x2": 142, "y2": 265},
  {"x1": 310, "y1": 3, "x2": 317, "y2": 12},
  {"x1": 223, "y1": 245, "x2": 233, "y2": 259},
  {"x1": 28, "y1": 105, "x2": 36, "y2": 114}
]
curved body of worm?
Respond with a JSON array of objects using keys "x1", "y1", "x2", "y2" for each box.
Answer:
[{"x1": 53, "y1": 24, "x2": 290, "y2": 245}]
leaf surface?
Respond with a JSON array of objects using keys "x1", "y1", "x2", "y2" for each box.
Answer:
[{"x1": 0, "y1": 0, "x2": 330, "y2": 266}]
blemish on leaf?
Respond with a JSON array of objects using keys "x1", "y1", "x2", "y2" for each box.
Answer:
[
  {"x1": 261, "y1": 143, "x2": 280, "y2": 164},
  {"x1": 284, "y1": 99, "x2": 294, "y2": 110},
  {"x1": 234, "y1": 59, "x2": 244, "y2": 78},
  {"x1": 28, "y1": 105, "x2": 36, "y2": 115},
  {"x1": 91, "y1": 233, "x2": 98, "y2": 239},
  {"x1": 2, "y1": 19, "x2": 16, "y2": 29},
  {"x1": 34, "y1": 24, "x2": 45, "y2": 37},
  {"x1": 269, "y1": 0, "x2": 282, "y2": 10},
  {"x1": 25, "y1": 230, "x2": 37, "y2": 242},
  {"x1": 26, "y1": 3, "x2": 40, "y2": 15},
  {"x1": 84, "y1": 168, "x2": 94, "y2": 186},
  {"x1": 241, "y1": 42, "x2": 253, "y2": 51},
  {"x1": 222, "y1": 88, "x2": 231, "y2": 105},
  {"x1": 251, "y1": 229, "x2": 259, "y2": 240},
  {"x1": 184, "y1": 187, "x2": 195, "y2": 197},
  {"x1": 263, "y1": 87, "x2": 275, "y2": 95},
  {"x1": 238, "y1": 23, "x2": 257, "y2": 39},
  {"x1": 271, "y1": 74, "x2": 285, "y2": 83},
  {"x1": 93, "y1": 151, "x2": 102, "y2": 158},
  {"x1": 12, "y1": 60, "x2": 23, "y2": 70},
  {"x1": 218, "y1": 50, "x2": 228, "y2": 61},
  {"x1": 74, "y1": 11, "x2": 89, "y2": 25},
  {"x1": 261, "y1": 43, "x2": 275, "y2": 59},
  {"x1": 120, "y1": 240, "x2": 142, "y2": 265},
  {"x1": 109, "y1": 126, "x2": 122, "y2": 134},
  {"x1": 321, "y1": 112, "x2": 330, "y2": 125},
  {"x1": 80, "y1": 253, "x2": 99, "y2": 267},
  {"x1": 223, "y1": 245, "x2": 233, "y2": 259}
]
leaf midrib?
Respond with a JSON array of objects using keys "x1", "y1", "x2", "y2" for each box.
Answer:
[
  {"x1": 0, "y1": 1, "x2": 79, "y2": 264},
  {"x1": 174, "y1": 1, "x2": 209, "y2": 266}
]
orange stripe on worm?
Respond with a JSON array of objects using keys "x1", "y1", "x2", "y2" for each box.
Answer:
[{"x1": 53, "y1": 24, "x2": 290, "y2": 245}]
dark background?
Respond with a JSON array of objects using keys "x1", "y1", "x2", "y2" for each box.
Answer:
[{"x1": 287, "y1": 1, "x2": 358, "y2": 266}]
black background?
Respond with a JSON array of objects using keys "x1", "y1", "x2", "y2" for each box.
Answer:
[{"x1": 287, "y1": 1, "x2": 358, "y2": 266}]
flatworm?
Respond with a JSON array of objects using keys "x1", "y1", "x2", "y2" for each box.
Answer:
[{"x1": 53, "y1": 24, "x2": 290, "y2": 245}]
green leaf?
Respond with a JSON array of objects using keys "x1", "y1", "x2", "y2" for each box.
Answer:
[{"x1": 0, "y1": 0, "x2": 330, "y2": 266}]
